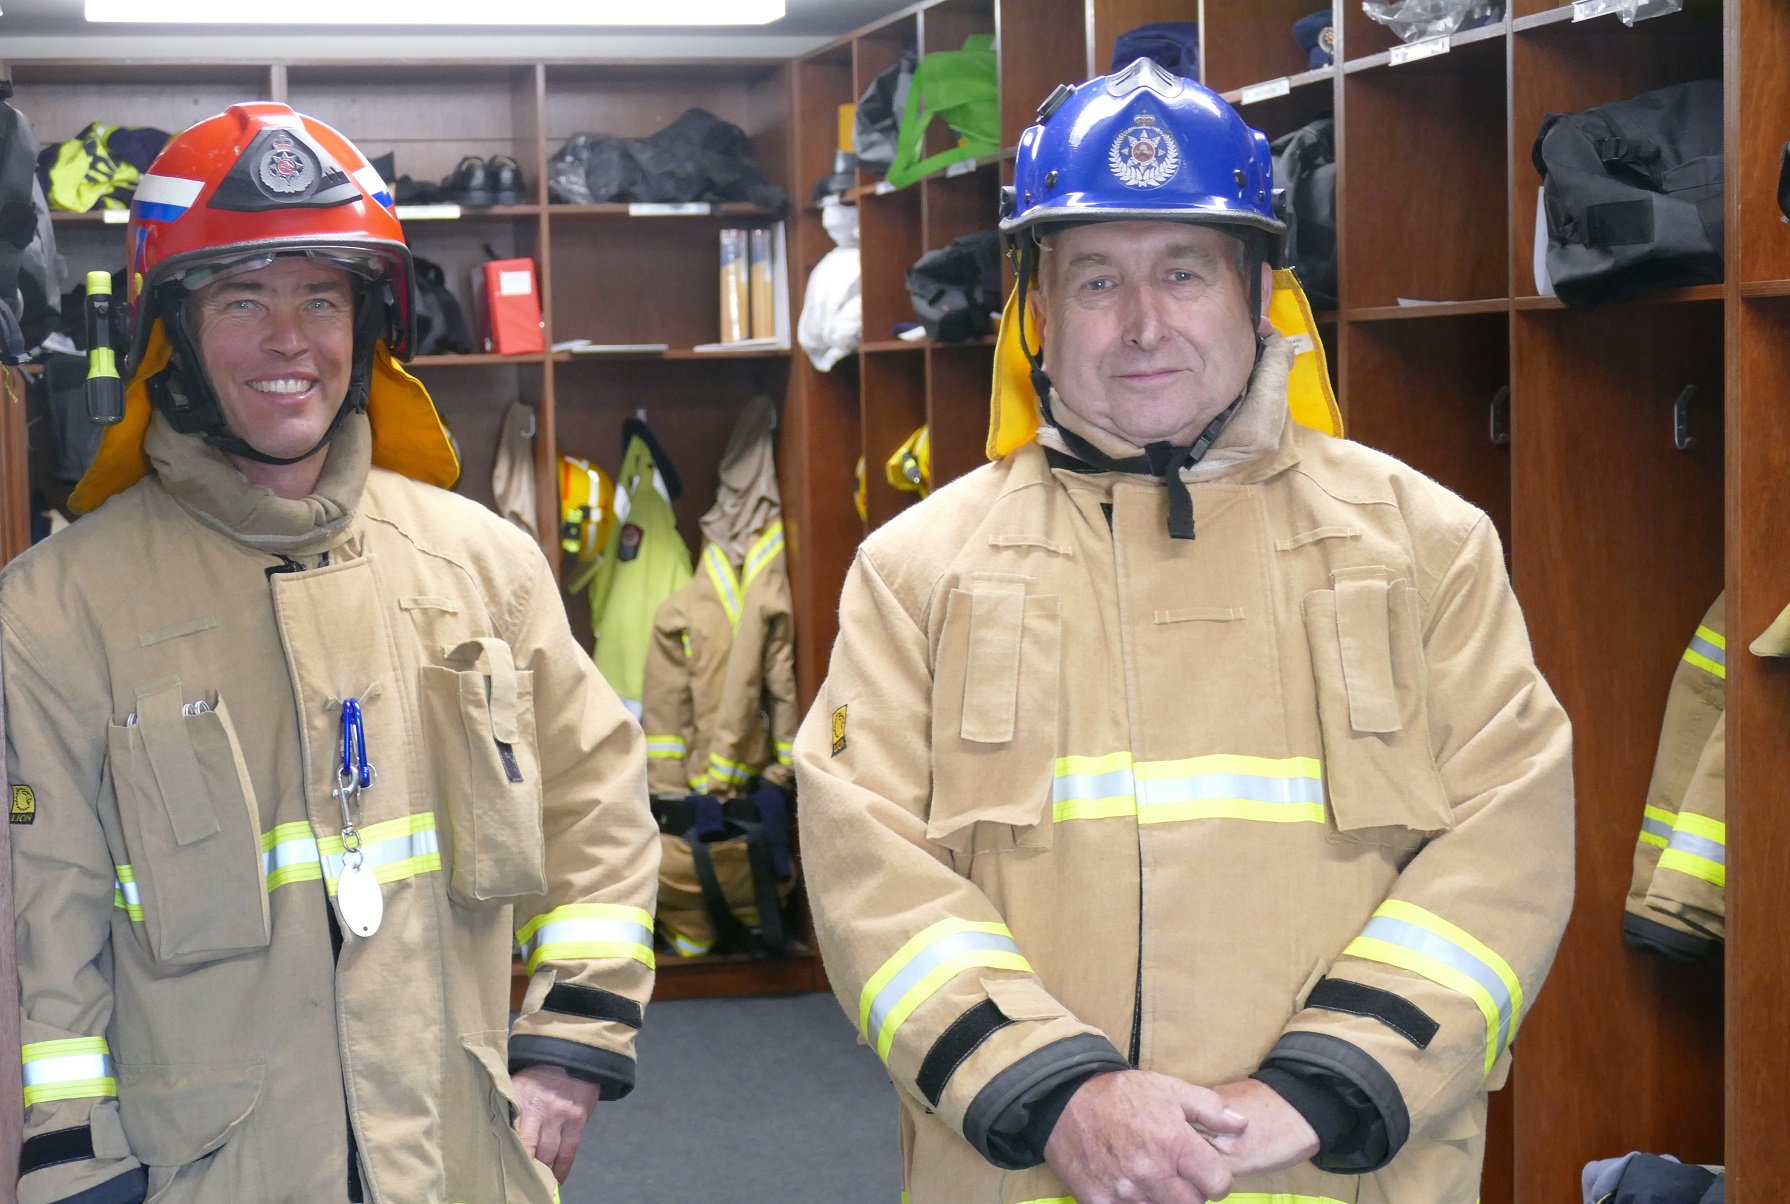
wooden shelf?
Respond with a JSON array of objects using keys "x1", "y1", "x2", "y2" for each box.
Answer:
[
  {"x1": 1341, "y1": 19, "x2": 1509, "y2": 74},
  {"x1": 1512, "y1": 284, "x2": 1725, "y2": 309},
  {"x1": 46, "y1": 210, "x2": 129, "y2": 224},
  {"x1": 1349, "y1": 299, "x2": 1511, "y2": 320},
  {"x1": 547, "y1": 202, "x2": 782, "y2": 218},
  {"x1": 1219, "y1": 65, "x2": 1336, "y2": 106},
  {"x1": 408, "y1": 352, "x2": 546, "y2": 367},
  {"x1": 1739, "y1": 279, "x2": 1790, "y2": 298},
  {"x1": 551, "y1": 347, "x2": 791, "y2": 362}
]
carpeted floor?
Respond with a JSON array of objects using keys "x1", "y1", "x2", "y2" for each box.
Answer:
[{"x1": 563, "y1": 991, "x2": 903, "y2": 1203}]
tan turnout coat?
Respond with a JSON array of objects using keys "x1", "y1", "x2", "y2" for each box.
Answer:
[
  {"x1": 796, "y1": 342, "x2": 1575, "y2": 1204},
  {"x1": 5, "y1": 412, "x2": 659, "y2": 1204}
]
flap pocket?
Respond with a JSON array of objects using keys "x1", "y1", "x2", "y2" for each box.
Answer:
[
  {"x1": 108, "y1": 683, "x2": 270, "y2": 965},
  {"x1": 117, "y1": 1058, "x2": 264, "y2": 1167},
  {"x1": 422, "y1": 639, "x2": 546, "y2": 906},
  {"x1": 981, "y1": 976, "x2": 1066, "y2": 1023},
  {"x1": 1304, "y1": 572, "x2": 1454, "y2": 835},
  {"x1": 461, "y1": 1032, "x2": 558, "y2": 1204},
  {"x1": 929, "y1": 587, "x2": 1061, "y2": 853}
]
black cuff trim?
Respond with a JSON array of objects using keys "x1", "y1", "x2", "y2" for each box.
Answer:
[
  {"x1": 1263, "y1": 1031, "x2": 1409, "y2": 1173},
  {"x1": 1306, "y1": 978, "x2": 1438, "y2": 1050},
  {"x1": 963, "y1": 1032, "x2": 1130, "y2": 1171},
  {"x1": 1250, "y1": 1066, "x2": 1355, "y2": 1154},
  {"x1": 508, "y1": 1034, "x2": 637, "y2": 1101},
  {"x1": 541, "y1": 983, "x2": 644, "y2": 1029},
  {"x1": 918, "y1": 1000, "x2": 1014, "y2": 1107},
  {"x1": 1623, "y1": 913, "x2": 1716, "y2": 964},
  {"x1": 20, "y1": 1125, "x2": 95, "y2": 1176},
  {"x1": 51, "y1": 1167, "x2": 148, "y2": 1204}
]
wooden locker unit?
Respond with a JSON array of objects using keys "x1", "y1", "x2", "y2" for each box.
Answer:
[{"x1": 2, "y1": 56, "x2": 822, "y2": 1002}]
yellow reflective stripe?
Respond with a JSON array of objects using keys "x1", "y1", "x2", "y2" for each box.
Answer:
[
  {"x1": 1638, "y1": 803, "x2": 1676, "y2": 850},
  {"x1": 316, "y1": 813, "x2": 441, "y2": 896},
  {"x1": 679, "y1": 632, "x2": 693, "y2": 659},
  {"x1": 113, "y1": 864, "x2": 143, "y2": 921},
  {"x1": 1052, "y1": 752, "x2": 1327, "y2": 826},
  {"x1": 645, "y1": 735, "x2": 688, "y2": 760},
  {"x1": 261, "y1": 820, "x2": 324, "y2": 890},
  {"x1": 662, "y1": 924, "x2": 713, "y2": 957},
  {"x1": 742, "y1": 521, "x2": 785, "y2": 592},
  {"x1": 708, "y1": 751, "x2": 753, "y2": 786},
  {"x1": 1015, "y1": 1197, "x2": 1352, "y2": 1204},
  {"x1": 703, "y1": 542, "x2": 743, "y2": 629},
  {"x1": 1683, "y1": 626, "x2": 1726, "y2": 679},
  {"x1": 1658, "y1": 810, "x2": 1726, "y2": 886},
  {"x1": 517, "y1": 904, "x2": 656, "y2": 974},
  {"x1": 774, "y1": 740, "x2": 794, "y2": 767},
  {"x1": 22, "y1": 1037, "x2": 115, "y2": 1108},
  {"x1": 1345, "y1": 900, "x2": 1523, "y2": 1077},
  {"x1": 858, "y1": 918, "x2": 1031, "y2": 1062}
]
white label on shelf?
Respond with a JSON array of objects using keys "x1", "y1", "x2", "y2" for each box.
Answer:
[
  {"x1": 1389, "y1": 35, "x2": 1451, "y2": 64},
  {"x1": 497, "y1": 269, "x2": 533, "y2": 296},
  {"x1": 1240, "y1": 77, "x2": 1293, "y2": 105},
  {"x1": 1572, "y1": 0, "x2": 1624, "y2": 19},
  {"x1": 627, "y1": 202, "x2": 712, "y2": 216},
  {"x1": 394, "y1": 204, "x2": 462, "y2": 221},
  {"x1": 945, "y1": 157, "x2": 979, "y2": 178},
  {"x1": 103, "y1": 209, "x2": 130, "y2": 224},
  {"x1": 874, "y1": 180, "x2": 897, "y2": 195}
]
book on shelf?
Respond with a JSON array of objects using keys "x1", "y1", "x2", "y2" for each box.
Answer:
[
  {"x1": 749, "y1": 227, "x2": 776, "y2": 341},
  {"x1": 719, "y1": 228, "x2": 750, "y2": 344}
]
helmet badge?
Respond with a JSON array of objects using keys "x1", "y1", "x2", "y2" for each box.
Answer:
[
  {"x1": 1108, "y1": 112, "x2": 1181, "y2": 189},
  {"x1": 258, "y1": 132, "x2": 317, "y2": 196}
]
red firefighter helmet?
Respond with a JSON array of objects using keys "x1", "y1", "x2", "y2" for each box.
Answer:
[{"x1": 127, "y1": 102, "x2": 413, "y2": 369}]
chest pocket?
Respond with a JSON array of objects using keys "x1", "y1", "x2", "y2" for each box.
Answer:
[
  {"x1": 1303, "y1": 566, "x2": 1454, "y2": 836},
  {"x1": 928, "y1": 579, "x2": 1061, "y2": 854},
  {"x1": 419, "y1": 636, "x2": 547, "y2": 906},
  {"x1": 107, "y1": 678, "x2": 270, "y2": 966}
]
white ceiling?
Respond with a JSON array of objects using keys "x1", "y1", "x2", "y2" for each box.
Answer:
[{"x1": 0, "y1": 0, "x2": 914, "y2": 59}]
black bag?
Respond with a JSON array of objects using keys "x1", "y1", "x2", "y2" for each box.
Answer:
[
  {"x1": 1271, "y1": 114, "x2": 1337, "y2": 311},
  {"x1": 853, "y1": 50, "x2": 916, "y2": 175},
  {"x1": 411, "y1": 256, "x2": 475, "y2": 356},
  {"x1": 546, "y1": 109, "x2": 789, "y2": 211},
  {"x1": 1533, "y1": 79, "x2": 1723, "y2": 310},
  {"x1": 1, "y1": 96, "x2": 41, "y2": 363},
  {"x1": 906, "y1": 230, "x2": 1002, "y2": 344}
]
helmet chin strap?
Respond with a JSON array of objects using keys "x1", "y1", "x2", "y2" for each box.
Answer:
[
  {"x1": 149, "y1": 280, "x2": 384, "y2": 468},
  {"x1": 1015, "y1": 231, "x2": 1267, "y2": 541}
]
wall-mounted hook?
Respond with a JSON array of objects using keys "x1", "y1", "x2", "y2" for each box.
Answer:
[
  {"x1": 520, "y1": 406, "x2": 536, "y2": 439},
  {"x1": 635, "y1": 406, "x2": 648, "y2": 424},
  {"x1": 1489, "y1": 385, "x2": 1511, "y2": 447},
  {"x1": 1673, "y1": 385, "x2": 1698, "y2": 452}
]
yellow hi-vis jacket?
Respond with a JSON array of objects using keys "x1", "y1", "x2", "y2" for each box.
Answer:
[
  {"x1": 639, "y1": 521, "x2": 798, "y2": 798},
  {"x1": 1624, "y1": 594, "x2": 1726, "y2": 960},
  {"x1": 4, "y1": 411, "x2": 660, "y2": 1204},
  {"x1": 795, "y1": 337, "x2": 1575, "y2": 1204}
]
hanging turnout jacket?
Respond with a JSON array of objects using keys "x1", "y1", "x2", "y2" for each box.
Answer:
[
  {"x1": 640, "y1": 398, "x2": 797, "y2": 798},
  {"x1": 1625, "y1": 594, "x2": 1726, "y2": 962},
  {"x1": 795, "y1": 337, "x2": 1575, "y2": 1204},
  {"x1": 579, "y1": 425, "x2": 692, "y2": 718},
  {"x1": 4, "y1": 412, "x2": 660, "y2": 1204}
]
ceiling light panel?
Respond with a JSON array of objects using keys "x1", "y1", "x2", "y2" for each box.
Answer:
[{"x1": 86, "y1": 0, "x2": 782, "y2": 23}]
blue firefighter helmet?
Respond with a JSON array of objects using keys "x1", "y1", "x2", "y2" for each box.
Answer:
[{"x1": 1000, "y1": 57, "x2": 1282, "y2": 245}]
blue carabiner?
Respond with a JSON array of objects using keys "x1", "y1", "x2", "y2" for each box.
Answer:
[{"x1": 340, "y1": 698, "x2": 373, "y2": 790}]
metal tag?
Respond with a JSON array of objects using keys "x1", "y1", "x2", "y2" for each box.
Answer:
[{"x1": 335, "y1": 857, "x2": 383, "y2": 938}]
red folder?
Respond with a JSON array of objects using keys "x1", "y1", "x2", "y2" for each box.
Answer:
[{"x1": 481, "y1": 258, "x2": 545, "y2": 355}]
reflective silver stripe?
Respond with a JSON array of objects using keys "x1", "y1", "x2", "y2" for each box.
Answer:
[
  {"x1": 1641, "y1": 814, "x2": 1674, "y2": 843},
  {"x1": 864, "y1": 929, "x2": 1022, "y2": 1051},
  {"x1": 319, "y1": 826, "x2": 440, "y2": 890},
  {"x1": 1136, "y1": 771, "x2": 1325, "y2": 808},
  {"x1": 1356, "y1": 915, "x2": 1516, "y2": 1057},
  {"x1": 1687, "y1": 632, "x2": 1725, "y2": 668},
  {"x1": 1664, "y1": 828, "x2": 1725, "y2": 865},
  {"x1": 1054, "y1": 766, "x2": 1135, "y2": 803}
]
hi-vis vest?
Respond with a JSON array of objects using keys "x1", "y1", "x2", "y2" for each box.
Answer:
[
  {"x1": 795, "y1": 341, "x2": 1574, "y2": 1204},
  {"x1": 1625, "y1": 595, "x2": 1727, "y2": 961}
]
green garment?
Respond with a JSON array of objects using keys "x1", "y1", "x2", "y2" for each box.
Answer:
[
  {"x1": 575, "y1": 433, "x2": 693, "y2": 714},
  {"x1": 884, "y1": 34, "x2": 1001, "y2": 189},
  {"x1": 44, "y1": 123, "x2": 139, "y2": 213}
]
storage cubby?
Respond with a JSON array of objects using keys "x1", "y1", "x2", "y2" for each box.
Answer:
[
  {"x1": 995, "y1": 0, "x2": 1086, "y2": 146},
  {"x1": 1086, "y1": 0, "x2": 1196, "y2": 78},
  {"x1": 926, "y1": 343, "x2": 995, "y2": 489},
  {"x1": 1342, "y1": 312, "x2": 1511, "y2": 537},
  {"x1": 780, "y1": 355, "x2": 861, "y2": 705},
  {"x1": 1202, "y1": 0, "x2": 1335, "y2": 95},
  {"x1": 1223, "y1": 74, "x2": 1334, "y2": 142},
  {"x1": 1339, "y1": 0, "x2": 1406, "y2": 63},
  {"x1": 1731, "y1": 0, "x2": 1790, "y2": 287},
  {"x1": 857, "y1": 186, "x2": 924, "y2": 345},
  {"x1": 1340, "y1": 34, "x2": 1509, "y2": 310},
  {"x1": 1509, "y1": 299, "x2": 1727, "y2": 1188},
  {"x1": 858, "y1": 348, "x2": 928, "y2": 528},
  {"x1": 1510, "y1": 4, "x2": 1723, "y2": 296},
  {"x1": 418, "y1": 363, "x2": 542, "y2": 513}
]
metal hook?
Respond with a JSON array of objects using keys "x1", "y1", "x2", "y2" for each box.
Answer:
[
  {"x1": 1673, "y1": 385, "x2": 1698, "y2": 452},
  {"x1": 1489, "y1": 385, "x2": 1511, "y2": 447},
  {"x1": 519, "y1": 406, "x2": 536, "y2": 440},
  {"x1": 635, "y1": 406, "x2": 648, "y2": 424}
]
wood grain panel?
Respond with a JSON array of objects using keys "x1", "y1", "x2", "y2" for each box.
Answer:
[
  {"x1": 1732, "y1": 0, "x2": 1790, "y2": 285},
  {"x1": 1510, "y1": 11, "x2": 1723, "y2": 296},
  {"x1": 922, "y1": 160, "x2": 1002, "y2": 251},
  {"x1": 5, "y1": 62, "x2": 274, "y2": 143},
  {"x1": 782, "y1": 359, "x2": 863, "y2": 710},
  {"x1": 1202, "y1": 0, "x2": 1334, "y2": 95},
  {"x1": 1342, "y1": 312, "x2": 1512, "y2": 542},
  {"x1": 1341, "y1": 37, "x2": 1509, "y2": 308},
  {"x1": 860, "y1": 348, "x2": 929, "y2": 529},
  {"x1": 1340, "y1": 0, "x2": 1402, "y2": 63},
  {"x1": 858, "y1": 185, "x2": 925, "y2": 342},
  {"x1": 408, "y1": 362, "x2": 538, "y2": 514},
  {"x1": 995, "y1": 0, "x2": 1087, "y2": 148},
  {"x1": 1724, "y1": 296, "x2": 1790, "y2": 1194},
  {"x1": 1510, "y1": 302, "x2": 1726, "y2": 1198},
  {"x1": 926, "y1": 343, "x2": 996, "y2": 489},
  {"x1": 1089, "y1": 0, "x2": 1198, "y2": 80}
]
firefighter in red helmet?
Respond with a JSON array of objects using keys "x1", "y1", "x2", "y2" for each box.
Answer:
[{"x1": 5, "y1": 103, "x2": 659, "y2": 1204}]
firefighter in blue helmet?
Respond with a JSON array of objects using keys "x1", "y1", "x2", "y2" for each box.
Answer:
[{"x1": 796, "y1": 58, "x2": 1574, "y2": 1204}]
